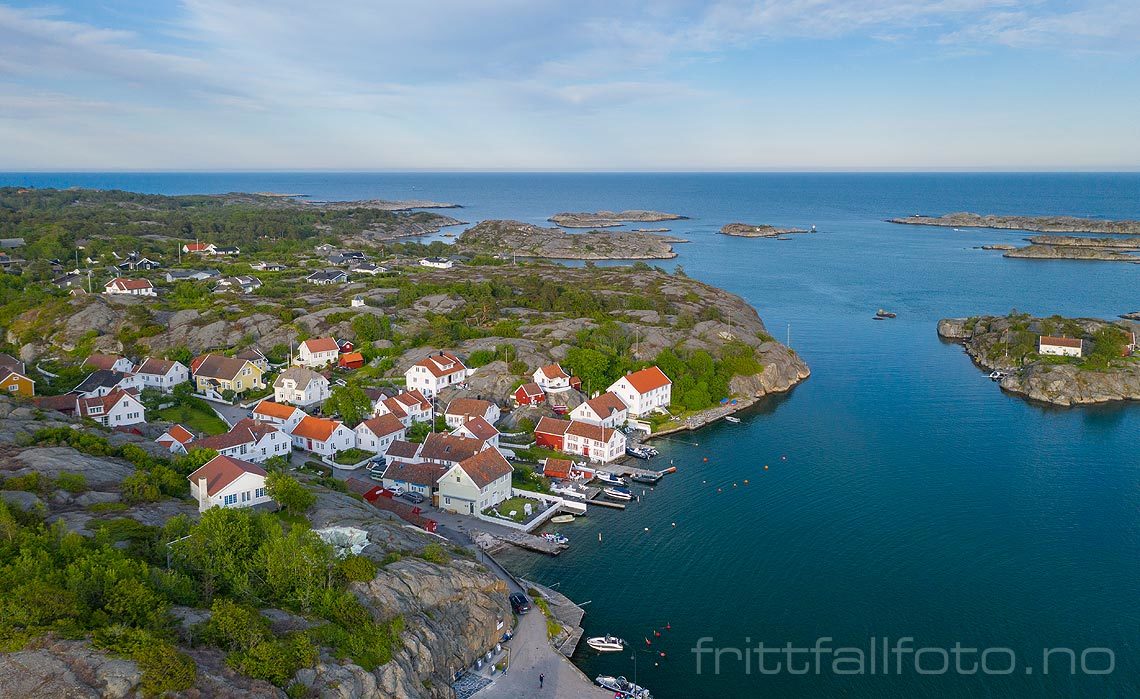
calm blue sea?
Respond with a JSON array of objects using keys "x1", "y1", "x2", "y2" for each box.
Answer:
[{"x1": 4, "y1": 172, "x2": 1138, "y2": 697}]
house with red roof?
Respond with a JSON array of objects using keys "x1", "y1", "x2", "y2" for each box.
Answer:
[
  {"x1": 564, "y1": 420, "x2": 627, "y2": 463},
  {"x1": 182, "y1": 242, "x2": 217, "y2": 254},
  {"x1": 338, "y1": 352, "x2": 365, "y2": 370},
  {"x1": 542, "y1": 458, "x2": 576, "y2": 480},
  {"x1": 419, "y1": 433, "x2": 489, "y2": 468},
  {"x1": 436, "y1": 448, "x2": 514, "y2": 515},
  {"x1": 371, "y1": 389, "x2": 433, "y2": 425},
  {"x1": 156, "y1": 424, "x2": 195, "y2": 455},
  {"x1": 444, "y1": 397, "x2": 500, "y2": 429},
  {"x1": 194, "y1": 418, "x2": 290, "y2": 463},
  {"x1": 355, "y1": 414, "x2": 408, "y2": 454},
  {"x1": 188, "y1": 455, "x2": 270, "y2": 512},
  {"x1": 607, "y1": 366, "x2": 672, "y2": 417},
  {"x1": 534, "y1": 416, "x2": 572, "y2": 451},
  {"x1": 76, "y1": 387, "x2": 145, "y2": 427},
  {"x1": 296, "y1": 337, "x2": 340, "y2": 368},
  {"x1": 450, "y1": 415, "x2": 500, "y2": 448},
  {"x1": 84, "y1": 353, "x2": 134, "y2": 373},
  {"x1": 513, "y1": 382, "x2": 545, "y2": 406},
  {"x1": 103, "y1": 277, "x2": 156, "y2": 297},
  {"x1": 1038, "y1": 335, "x2": 1084, "y2": 358},
  {"x1": 289, "y1": 415, "x2": 355, "y2": 456},
  {"x1": 133, "y1": 357, "x2": 190, "y2": 392},
  {"x1": 250, "y1": 400, "x2": 306, "y2": 432},
  {"x1": 570, "y1": 391, "x2": 629, "y2": 428},
  {"x1": 533, "y1": 363, "x2": 571, "y2": 392},
  {"x1": 404, "y1": 351, "x2": 468, "y2": 397}
]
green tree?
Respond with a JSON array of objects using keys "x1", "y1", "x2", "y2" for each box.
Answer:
[
  {"x1": 564, "y1": 347, "x2": 610, "y2": 395},
  {"x1": 259, "y1": 527, "x2": 336, "y2": 611},
  {"x1": 323, "y1": 384, "x2": 371, "y2": 426},
  {"x1": 265, "y1": 472, "x2": 316, "y2": 515}
]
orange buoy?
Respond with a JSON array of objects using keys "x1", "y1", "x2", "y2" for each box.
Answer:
[{"x1": 703, "y1": 457, "x2": 708, "y2": 462}]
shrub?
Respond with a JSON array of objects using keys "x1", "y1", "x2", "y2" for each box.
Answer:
[
  {"x1": 200, "y1": 599, "x2": 271, "y2": 652},
  {"x1": 56, "y1": 472, "x2": 88, "y2": 494},
  {"x1": 266, "y1": 472, "x2": 316, "y2": 515},
  {"x1": 135, "y1": 642, "x2": 197, "y2": 696},
  {"x1": 419, "y1": 543, "x2": 449, "y2": 565},
  {"x1": 228, "y1": 634, "x2": 318, "y2": 687},
  {"x1": 339, "y1": 555, "x2": 377, "y2": 583}
]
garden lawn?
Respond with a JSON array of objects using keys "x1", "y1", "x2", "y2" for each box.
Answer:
[{"x1": 155, "y1": 404, "x2": 229, "y2": 435}]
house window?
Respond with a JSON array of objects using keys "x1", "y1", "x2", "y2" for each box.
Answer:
[
  {"x1": 241, "y1": 491, "x2": 250, "y2": 502},
  {"x1": 223, "y1": 494, "x2": 237, "y2": 506},
  {"x1": 256, "y1": 487, "x2": 267, "y2": 498}
]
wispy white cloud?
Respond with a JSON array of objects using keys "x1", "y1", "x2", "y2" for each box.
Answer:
[{"x1": 0, "y1": 1, "x2": 1137, "y2": 168}]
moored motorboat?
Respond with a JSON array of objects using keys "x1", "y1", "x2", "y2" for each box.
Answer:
[
  {"x1": 551, "y1": 514, "x2": 575, "y2": 524},
  {"x1": 724, "y1": 415, "x2": 741, "y2": 423},
  {"x1": 595, "y1": 471, "x2": 626, "y2": 485},
  {"x1": 604, "y1": 486, "x2": 633, "y2": 501},
  {"x1": 541, "y1": 532, "x2": 569, "y2": 545},
  {"x1": 595, "y1": 675, "x2": 651, "y2": 698},
  {"x1": 586, "y1": 635, "x2": 626, "y2": 652},
  {"x1": 631, "y1": 472, "x2": 662, "y2": 485},
  {"x1": 625, "y1": 446, "x2": 652, "y2": 460},
  {"x1": 989, "y1": 370, "x2": 1009, "y2": 381},
  {"x1": 875, "y1": 308, "x2": 897, "y2": 318}
]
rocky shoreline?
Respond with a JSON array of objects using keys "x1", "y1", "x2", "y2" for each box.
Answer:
[
  {"x1": 890, "y1": 212, "x2": 1140, "y2": 236},
  {"x1": 1002, "y1": 245, "x2": 1139, "y2": 263},
  {"x1": 719, "y1": 222, "x2": 809, "y2": 238},
  {"x1": 548, "y1": 210, "x2": 685, "y2": 228},
  {"x1": 307, "y1": 198, "x2": 462, "y2": 211},
  {"x1": 937, "y1": 315, "x2": 1140, "y2": 406},
  {"x1": 458, "y1": 219, "x2": 686, "y2": 259}
]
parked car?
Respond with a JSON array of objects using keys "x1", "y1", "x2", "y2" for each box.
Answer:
[
  {"x1": 400, "y1": 491, "x2": 425, "y2": 504},
  {"x1": 509, "y1": 593, "x2": 530, "y2": 614}
]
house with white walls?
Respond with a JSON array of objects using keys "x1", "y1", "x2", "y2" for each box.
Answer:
[
  {"x1": 354, "y1": 413, "x2": 408, "y2": 454},
  {"x1": 289, "y1": 415, "x2": 356, "y2": 456},
  {"x1": 188, "y1": 455, "x2": 271, "y2": 513},
  {"x1": 436, "y1": 449, "x2": 513, "y2": 515},
  {"x1": 273, "y1": 366, "x2": 330, "y2": 407},
  {"x1": 607, "y1": 366, "x2": 672, "y2": 417},
  {"x1": 296, "y1": 337, "x2": 340, "y2": 368},
  {"x1": 133, "y1": 358, "x2": 190, "y2": 392},
  {"x1": 404, "y1": 351, "x2": 468, "y2": 397}
]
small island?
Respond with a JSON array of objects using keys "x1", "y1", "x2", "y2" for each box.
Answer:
[
  {"x1": 719, "y1": 222, "x2": 809, "y2": 238},
  {"x1": 890, "y1": 212, "x2": 1140, "y2": 236},
  {"x1": 458, "y1": 219, "x2": 687, "y2": 259},
  {"x1": 307, "y1": 198, "x2": 462, "y2": 211},
  {"x1": 549, "y1": 210, "x2": 686, "y2": 228},
  {"x1": 938, "y1": 313, "x2": 1140, "y2": 406}
]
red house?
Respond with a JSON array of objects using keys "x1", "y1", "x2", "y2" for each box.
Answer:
[
  {"x1": 514, "y1": 382, "x2": 545, "y2": 406},
  {"x1": 338, "y1": 339, "x2": 356, "y2": 353},
  {"x1": 534, "y1": 416, "x2": 571, "y2": 451},
  {"x1": 339, "y1": 352, "x2": 365, "y2": 370}
]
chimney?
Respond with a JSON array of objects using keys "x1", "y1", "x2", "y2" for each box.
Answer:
[{"x1": 197, "y1": 477, "x2": 210, "y2": 512}]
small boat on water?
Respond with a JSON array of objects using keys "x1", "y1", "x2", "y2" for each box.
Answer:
[
  {"x1": 596, "y1": 675, "x2": 651, "y2": 698},
  {"x1": 586, "y1": 635, "x2": 626, "y2": 652},
  {"x1": 631, "y1": 472, "x2": 662, "y2": 485},
  {"x1": 595, "y1": 471, "x2": 626, "y2": 486},
  {"x1": 875, "y1": 309, "x2": 897, "y2": 319},
  {"x1": 550, "y1": 514, "x2": 576, "y2": 524},
  {"x1": 626, "y1": 446, "x2": 652, "y2": 460},
  {"x1": 988, "y1": 370, "x2": 1009, "y2": 382},
  {"x1": 724, "y1": 415, "x2": 741, "y2": 424},
  {"x1": 541, "y1": 532, "x2": 569, "y2": 545},
  {"x1": 604, "y1": 486, "x2": 633, "y2": 501}
]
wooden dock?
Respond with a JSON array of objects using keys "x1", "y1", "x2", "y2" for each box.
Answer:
[
  {"x1": 472, "y1": 529, "x2": 567, "y2": 556},
  {"x1": 587, "y1": 496, "x2": 626, "y2": 510}
]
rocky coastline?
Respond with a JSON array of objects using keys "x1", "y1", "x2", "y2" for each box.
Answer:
[
  {"x1": 719, "y1": 222, "x2": 809, "y2": 238},
  {"x1": 0, "y1": 398, "x2": 509, "y2": 698},
  {"x1": 548, "y1": 210, "x2": 685, "y2": 228},
  {"x1": 457, "y1": 219, "x2": 686, "y2": 259},
  {"x1": 890, "y1": 212, "x2": 1140, "y2": 236},
  {"x1": 937, "y1": 315, "x2": 1140, "y2": 406}
]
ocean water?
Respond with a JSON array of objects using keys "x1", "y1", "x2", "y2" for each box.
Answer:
[{"x1": 3, "y1": 172, "x2": 1138, "y2": 697}]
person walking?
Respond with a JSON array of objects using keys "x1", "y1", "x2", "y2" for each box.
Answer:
[{"x1": 539, "y1": 672, "x2": 545, "y2": 689}]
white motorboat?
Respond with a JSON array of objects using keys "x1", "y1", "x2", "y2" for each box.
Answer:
[
  {"x1": 595, "y1": 471, "x2": 626, "y2": 486},
  {"x1": 724, "y1": 415, "x2": 741, "y2": 423},
  {"x1": 596, "y1": 675, "x2": 651, "y2": 698},
  {"x1": 989, "y1": 370, "x2": 1009, "y2": 382},
  {"x1": 541, "y1": 532, "x2": 569, "y2": 546},
  {"x1": 586, "y1": 635, "x2": 626, "y2": 652},
  {"x1": 604, "y1": 486, "x2": 633, "y2": 501}
]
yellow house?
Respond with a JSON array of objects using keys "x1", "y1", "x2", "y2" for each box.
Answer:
[
  {"x1": 0, "y1": 370, "x2": 35, "y2": 398},
  {"x1": 190, "y1": 354, "x2": 265, "y2": 395}
]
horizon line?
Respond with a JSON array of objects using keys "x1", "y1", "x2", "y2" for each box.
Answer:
[{"x1": 3, "y1": 168, "x2": 1140, "y2": 175}]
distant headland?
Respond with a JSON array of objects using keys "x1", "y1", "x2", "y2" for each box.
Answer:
[{"x1": 890, "y1": 212, "x2": 1140, "y2": 236}]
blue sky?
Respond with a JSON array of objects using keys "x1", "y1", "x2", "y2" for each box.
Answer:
[{"x1": 1, "y1": 1, "x2": 1138, "y2": 170}]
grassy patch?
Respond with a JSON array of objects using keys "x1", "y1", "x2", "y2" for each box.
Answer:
[
  {"x1": 155, "y1": 404, "x2": 229, "y2": 435},
  {"x1": 486, "y1": 496, "x2": 544, "y2": 523},
  {"x1": 333, "y1": 448, "x2": 373, "y2": 465}
]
